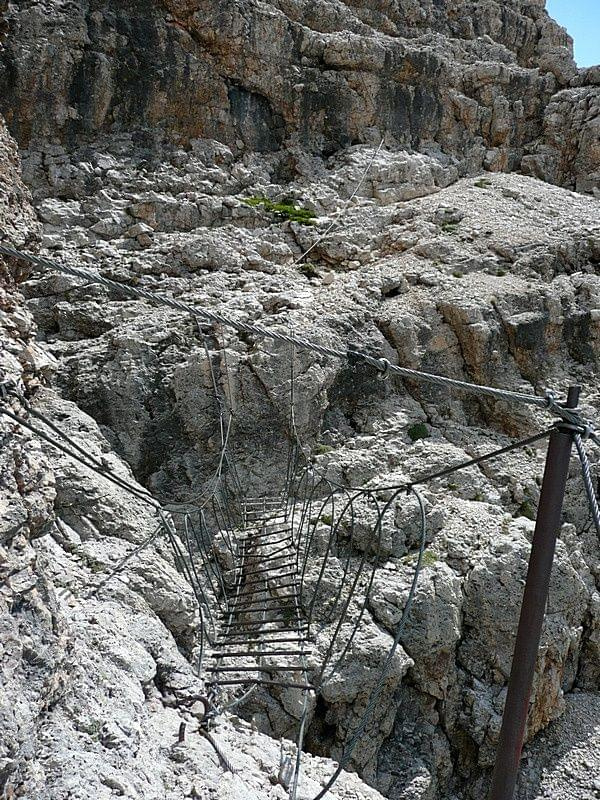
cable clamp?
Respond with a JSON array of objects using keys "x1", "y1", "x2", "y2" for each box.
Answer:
[
  {"x1": 544, "y1": 390, "x2": 577, "y2": 421},
  {"x1": 553, "y1": 418, "x2": 595, "y2": 440},
  {"x1": 544, "y1": 390, "x2": 557, "y2": 410},
  {"x1": 579, "y1": 420, "x2": 595, "y2": 441},
  {"x1": 377, "y1": 357, "x2": 391, "y2": 380}
]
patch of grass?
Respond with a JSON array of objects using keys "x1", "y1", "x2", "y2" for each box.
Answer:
[
  {"x1": 517, "y1": 500, "x2": 537, "y2": 521},
  {"x1": 242, "y1": 195, "x2": 317, "y2": 225},
  {"x1": 279, "y1": 607, "x2": 296, "y2": 623},
  {"x1": 474, "y1": 178, "x2": 492, "y2": 188},
  {"x1": 407, "y1": 422, "x2": 430, "y2": 442},
  {"x1": 299, "y1": 261, "x2": 320, "y2": 279},
  {"x1": 441, "y1": 222, "x2": 460, "y2": 235},
  {"x1": 452, "y1": 270, "x2": 464, "y2": 279},
  {"x1": 403, "y1": 549, "x2": 437, "y2": 567},
  {"x1": 320, "y1": 514, "x2": 333, "y2": 527},
  {"x1": 313, "y1": 443, "x2": 333, "y2": 456}
]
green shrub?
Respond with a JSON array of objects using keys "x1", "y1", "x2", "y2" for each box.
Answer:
[
  {"x1": 517, "y1": 500, "x2": 536, "y2": 521},
  {"x1": 299, "y1": 261, "x2": 320, "y2": 279},
  {"x1": 242, "y1": 195, "x2": 317, "y2": 225},
  {"x1": 474, "y1": 178, "x2": 492, "y2": 188},
  {"x1": 408, "y1": 422, "x2": 429, "y2": 442},
  {"x1": 442, "y1": 222, "x2": 460, "y2": 235},
  {"x1": 403, "y1": 549, "x2": 437, "y2": 567}
]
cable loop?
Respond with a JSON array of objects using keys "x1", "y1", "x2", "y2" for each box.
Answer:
[
  {"x1": 555, "y1": 418, "x2": 596, "y2": 441},
  {"x1": 376, "y1": 357, "x2": 391, "y2": 380},
  {"x1": 544, "y1": 390, "x2": 557, "y2": 410}
]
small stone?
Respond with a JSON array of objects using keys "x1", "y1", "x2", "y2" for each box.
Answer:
[{"x1": 126, "y1": 222, "x2": 154, "y2": 238}]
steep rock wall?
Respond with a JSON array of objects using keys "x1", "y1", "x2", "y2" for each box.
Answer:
[
  {"x1": 0, "y1": 0, "x2": 598, "y2": 190},
  {"x1": 1, "y1": 2, "x2": 600, "y2": 799}
]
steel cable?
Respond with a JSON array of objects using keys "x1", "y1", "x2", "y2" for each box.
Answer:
[
  {"x1": 574, "y1": 434, "x2": 600, "y2": 539},
  {"x1": 0, "y1": 242, "x2": 594, "y2": 433}
]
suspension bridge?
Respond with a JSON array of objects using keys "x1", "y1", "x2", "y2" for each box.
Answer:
[{"x1": 1, "y1": 241, "x2": 599, "y2": 800}]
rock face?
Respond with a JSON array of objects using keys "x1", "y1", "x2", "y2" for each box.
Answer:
[
  {"x1": 9, "y1": 134, "x2": 600, "y2": 800},
  {"x1": 522, "y1": 78, "x2": 600, "y2": 193},
  {"x1": 0, "y1": 121, "x2": 387, "y2": 800},
  {"x1": 0, "y1": 2, "x2": 599, "y2": 800},
  {"x1": 0, "y1": 0, "x2": 598, "y2": 192}
]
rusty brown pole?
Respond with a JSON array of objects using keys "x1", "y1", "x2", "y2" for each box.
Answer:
[{"x1": 489, "y1": 386, "x2": 580, "y2": 800}]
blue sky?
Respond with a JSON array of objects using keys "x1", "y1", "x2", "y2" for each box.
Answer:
[{"x1": 546, "y1": 1, "x2": 600, "y2": 67}]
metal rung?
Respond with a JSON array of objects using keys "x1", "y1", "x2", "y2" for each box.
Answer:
[
  {"x1": 247, "y1": 535, "x2": 294, "y2": 550},
  {"x1": 242, "y1": 575, "x2": 268, "y2": 586},
  {"x1": 242, "y1": 559, "x2": 295, "y2": 575},
  {"x1": 222, "y1": 619, "x2": 308, "y2": 636},
  {"x1": 213, "y1": 679, "x2": 313, "y2": 690},
  {"x1": 245, "y1": 570, "x2": 296, "y2": 584},
  {"x1": 242, "y1": 563, "x2": 296, "y2": 578},
  {"x1": 220, "y1": 605, "x2": 299, "y2": 619},
  {"x1": 225, "y1": 587, "x2": 300, "y2": 607},
  {"x1": 221, "y1": 619, "x2": 308, "y2": 633},
  {"x1": 234, "y1": 581, "x2": 299, "y2": 597},
  {"x1": 229, "y1": 591, "x2": 300, "y2": 605},
  {"x1": 210, "y1": 649, "x2": 310, "y2": 658},
  {"x1": 222, "y1": 604, "x2": 300, "y2": 618},
  {"x1": 222, "y1": 599, "x2": 300, "y2": 615},
  {"x1": 243, "y1": 513, "x2": 288, "y2": 528},
  {"x1": 245, "y1": 547, "x2": 293, "y2": 563},
  {"x1": 212, "y1": 665, "x2": 307, "y2": 673},
  {"x1": 243, "y1": 508, "x2": 283, "y2": 518},
  {"x1": 245, "y1": 528, "x2": 292, "y2": 542},
  {"x1": 234, "y1": 580, "x2": 299, "y2": 596},
  {"x1": 221, "y1": 615, "x2": 304, "y2": 626},
  {"x1": 214, "y1": 636, "x2": 308, "y2": 646},
  {"x1": 221, "y1": 596, "x2": 299, "y2": 611}
]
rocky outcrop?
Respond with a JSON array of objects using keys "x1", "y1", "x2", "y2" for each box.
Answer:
[
  {"x1": 522, "y1": 71, "x2": 600, "y2": 194},
  {"x1": 11, "y1": 128, "x2": 600, "y2": 799},
  {"x1": 1, "y1": 119, "x2": 390, "y2": 800},
  {"x1": 0, "y1": 1, "x2": 598, "y2": 191},
  {"x1": 1, "y1": 2, "x2": 600, "y2": 799}
]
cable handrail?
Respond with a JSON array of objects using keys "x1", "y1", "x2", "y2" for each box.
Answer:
[{"x1": 0, "y1": 242, "x2": 596, "y2": 436}]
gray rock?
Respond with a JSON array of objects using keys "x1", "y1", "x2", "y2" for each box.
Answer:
[{"x1": 0, "y1": 3, "x2": 599, "y2": 799}]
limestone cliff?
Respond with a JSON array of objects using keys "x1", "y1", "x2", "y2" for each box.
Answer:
[
  {"x1": 1, "y1": 3, "x2": 600, "y2": 800},
  {"x1": 0, "y1": 0, "x2": 599, "y2": 191}
]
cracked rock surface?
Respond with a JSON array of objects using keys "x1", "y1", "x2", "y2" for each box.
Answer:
[
  {"x1": 0, "y1": 2, "x2": 600, "y2": 800},
  {"x1": 1, "y1": 0, "x2": 599, "y2": 193}
]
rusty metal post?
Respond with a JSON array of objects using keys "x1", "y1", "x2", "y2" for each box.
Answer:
[{"x1": 489, "y1": 386, "x2": 580, "y2": 800}]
